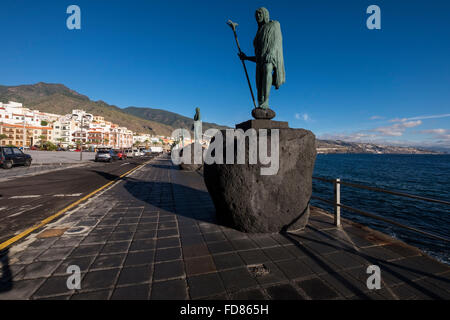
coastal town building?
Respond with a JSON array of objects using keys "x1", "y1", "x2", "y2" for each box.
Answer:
[{"x1": 0, "y1": 102, "x2": 135, "y2": 149}]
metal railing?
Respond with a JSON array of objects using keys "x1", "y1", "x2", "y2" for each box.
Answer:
[{"x1": 311, "y1": 176, "x2": 450, "y2": 243}]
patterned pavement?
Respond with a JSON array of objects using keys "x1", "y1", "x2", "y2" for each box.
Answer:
[{"x1": 1, "y1": 155, "x2": 449, "y2": 300}]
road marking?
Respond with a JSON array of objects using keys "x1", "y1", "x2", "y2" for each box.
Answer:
[
  {"x1": 120, "y1": 162, "x2": 130, "y2": 166},
  {"x1": 10, "y1": 195, "x2": 40, "y2": 199},
  {"x1": 8, "y1": 204, "x2": 43, "y2": 218},
  {"x1": 53, "y1": 193, "x2": 83, "y2": 197},
  {"x1": 0, "y1": 159, "x2": 153, "y2": 251}
]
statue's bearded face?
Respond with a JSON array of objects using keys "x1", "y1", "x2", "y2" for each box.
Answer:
[
  {"x1": 255, "y1": 7, "x2": 269, "y2": 24},
  {"x1": 255, "y1": 10, "x2": 264, "y2": 23}
]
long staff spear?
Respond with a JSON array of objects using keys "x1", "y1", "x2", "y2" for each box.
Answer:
[{"x1": 227, "y1": 20, "x2": 257, "y2": 109}]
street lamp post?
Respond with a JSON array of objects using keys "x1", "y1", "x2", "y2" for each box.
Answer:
[{"x1": 71, "y1": 112, "x2": 92, "y2": 161}]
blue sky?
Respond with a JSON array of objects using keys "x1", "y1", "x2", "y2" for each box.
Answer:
[{"x1": 1, "y1": 0, "x2": 449, "y2": 149}]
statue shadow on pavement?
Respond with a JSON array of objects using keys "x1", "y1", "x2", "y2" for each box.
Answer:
[
  {"x1": 0, "y1": 249, "x2": 13, "y2": 294},
  {"x1": 122, "y1": 177, "x2": 218, "y2": 225}
]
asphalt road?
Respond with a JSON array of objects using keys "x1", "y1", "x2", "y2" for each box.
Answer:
[{"x1": 0, "y1": 156, "x2": 153, "y2": 244}]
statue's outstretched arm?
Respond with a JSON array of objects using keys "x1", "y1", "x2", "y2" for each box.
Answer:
[{"x1": 239, "y1": 52, "x2": 257, "y2": 63}]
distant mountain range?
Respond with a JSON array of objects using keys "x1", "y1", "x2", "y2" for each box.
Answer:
[
  {"x1": 317, "y1": 140, "x2": 444, "y2": 154},
  {"x1": 0, "y1": 82, "x2": 445, "y2": 154},
  {"x1": 0, "y1": 82, "x2": 227, "y2": 136}
]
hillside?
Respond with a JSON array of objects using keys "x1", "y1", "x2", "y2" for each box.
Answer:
[
  {"x1": 316, "y1": 140, "x2": 443, "y2": 154},
  {"x1": 124, "y1": 106, "x2": 229, "y2": 132},
  {"x1": 0, "y1": 83, "x2": 226, "y2": 136}
]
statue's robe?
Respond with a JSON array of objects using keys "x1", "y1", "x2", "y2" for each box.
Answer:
[{"x1": 253, "y1": 20, "x2": 285, "y2": 89}]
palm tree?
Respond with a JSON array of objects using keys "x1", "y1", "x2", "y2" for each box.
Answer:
[
  {"x1": 144, "y1": 139, "x2": 149, "y2": 149},
  {"x1": 56, "y1": 138, "x2": 64, "y2": 148},
  {"x1": 0, "y1": 133, "x2": 7, "y2": 142}
]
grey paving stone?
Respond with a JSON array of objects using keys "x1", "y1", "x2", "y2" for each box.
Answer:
[
  {"x1": 21, "y1": 261, "x2": 61, "y2": 280},
  {"x1": 71, "y1": 289, "x2": 111, "y2": 300},
  {"x1": 297, "y1": 277, "x2": 340, "y2": 299},
  {"x1": 262, "y1": 246, "x2": 295, "y2": 262},
  {"x1": 320, "y1": 272, "x2": 368, "y2": 298},
  {"x1": 182, "y1": 244, "x2": 210, "y2": 259},
  {"x1": 270, "y1": 234, "x2": 293, "y2": 246},
  {"x1": 276, "y1": 259, "x2": 314, "y2": 280},
  {"x1": 207, "y1": 241, "x2": 238, "y2": 255},
  {"x1": 13, "y1": 248, "x2": 45, "y2": 264},
  {"x1": 116, "y1": 265, "x2": 153, "y2": 286},
  {"x1": 185, "y1": 256, "x2": 216, "y2": 276},
  {"x1": 150, "y1": 279, "x2": 188, "y2": 300},
  {"x1": 123, "y1": 250, "x2": 155, "y2": 266},
  {"x1": 203, "y1": 232, "x2": 227, "y2": 243},
  {"x1": 187, "y1": 273, "x2": 226, "y2": 299},
  {"x1": 80, "y1": 233, "x2": 111, "y2": 245},
  {"x1": 32, "y1": 275, "x2": 75, "y2": 298},
  {"x1": 323, "y1": 251, "x2": 367, "y2": 270},
  {"x1": 222, "y1": 229, "x2": 248, "y2": 241},
  {"x1": 52, "y1": 236, "x2": 84, "y2": 248},
  {"x1": 129, "y1": 239, "x2": 156, "y2": 252},
  {"x1": 114, "y1": 225, "x2": 138, "y2": 233},
  {"x1": 70, "y1": 244, "x2": 104, "y2": 258},
  {"x1": 155, "y1": 247, "x2": 182, "y2": 262},
  {"x1": 300, "y1": 255, "x2": 331, "y2": 276},
  {"x1": 265, "y1": 284, "x2": 305, "y2": 300},
  {"x1": 153, "y1": 260, "x2": 185, "y2": 281},
  {"x1": 250, "y1": 238, "x2": 279, "y2": 251},
  {"x1": 156, "y1": 237, "x2": 180, "y2": 249},
  {"x1": 53, "y1": 256, "x2": 95, "y2": 276},
  {"x1": 232, "y1": 289, "x2": 267, "y2": 300},
  {"x1": 81, "y1": 268, "x2": 120, "y2": 291},
  {"x1": 239, "y1": 249, "x2": 271, "y2": 265},
  {"x1": 136, "y1": 223, "x2": 158, "y2": 232},
  {"x1": 36, "y1": 247, "x2": 73, "y2": 262},
  {"x1": 220, "y1": 267, "x2": 258, "y2": 293},
  {"x1": 253, "y1": 262, "x2": 288, "y2": 286},
  {"x1": 213, "y1": 252, "x2": 246, "y2": 271},
  {"x1": 158, "y1": 221, "x2": 177, "y2": 229},
  {"x1": 360, "y1": 246, "x2": 403, "y2": 263},
  {"x1": 0, "y1": 278, "x2": 46, "y2": 299},
  {"x1": 109, "y1": 232, "x2": 134, "y2": 242},
  {"x1": 111, "y1": 284, "x2": 150, "y2": 300},
  {"x1": 283, "y1": 244, "x2": 308, "y2": 258},
  {"x1": 181, "y1": 235, "x2": 204, "y2": 246},
  {"x1": 134, "y1": 230, "x2": 156, "y2": 240},
  {"x1": 28, "y1": 238, "x2": 58, "y2": 250},
  {"x1": 157, "y1": 228, "x2": 179, "y2": 238},
  {"x1": 100, "y1": 241, "x2": 131, "y2": 255},
  {"x1": 230, "y1": 238, "x2": 258, "y2": 251},
  {"x1": 90, "y1": 254, "x2": 126, "y2": 270}
]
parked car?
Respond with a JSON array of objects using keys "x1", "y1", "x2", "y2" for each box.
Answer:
[
  {"x1": 113, "y1": 149, "x2": 126, "y2": 160},
  {"x1": 0, "y1": 146, "x2": 33, "y2": 169},
  {"x1": 132, "y1": 148, "x2": 141, "y2": 157},
  {"x1": 94, "y1": 149, "x2": 119, "y2": 162},
  {"x1": 124, "y1": 149, "x2": 134, "y2": 158}
]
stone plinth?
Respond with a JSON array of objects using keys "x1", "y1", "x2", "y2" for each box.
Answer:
[
  {"x1": 178, "y1": 142, "x2": 204, "y2": 171},
  {"x1": 203, "y1": 120, "x2": 316, "y2": 233}
]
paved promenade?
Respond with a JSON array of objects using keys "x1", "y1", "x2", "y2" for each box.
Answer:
[{"x1": 0, "y1": 155, "x2": 449, "y2": 299}]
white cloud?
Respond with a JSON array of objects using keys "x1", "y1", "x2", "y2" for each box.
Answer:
[
  {"x1": 420, "y1": 128, "x2": 448, "y2": 135},
  {"x1": 389, "y1": 113, "x2": 450, "y2": 123},
  {"x1": 370, "y1": 115, "x2": 383, "y2": 120},
  {"x1": 295, "y1": 113, "x2": 310, "y2": 121},
  {"x1": 372, "y1": 120, "x2": 422, "y2": 136}
]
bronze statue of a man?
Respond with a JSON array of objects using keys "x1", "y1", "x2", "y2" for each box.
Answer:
[{"x1": 239, "y1": 7, "x2": 285, "y2": 110}]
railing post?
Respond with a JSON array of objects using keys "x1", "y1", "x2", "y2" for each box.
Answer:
[{"x1": 334, "y1": 178, "x2": 341, "y2": 227}]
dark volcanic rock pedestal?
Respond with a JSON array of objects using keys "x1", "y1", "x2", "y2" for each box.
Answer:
[
  {"x1": 203, "y1": 120, "x2": 317, "y2": 233},
  {"x1": 179, "y1": 142, "x2": 204, "y2": 171}
]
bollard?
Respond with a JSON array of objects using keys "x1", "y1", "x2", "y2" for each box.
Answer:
[{"x1": 334, "y1": 178, "x2": 341, "y2": 227}]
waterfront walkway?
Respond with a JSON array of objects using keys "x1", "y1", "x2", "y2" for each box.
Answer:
[{"x1": 1, "y1": 155, "x2": 449, "y2": 299}]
